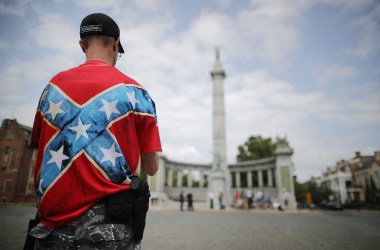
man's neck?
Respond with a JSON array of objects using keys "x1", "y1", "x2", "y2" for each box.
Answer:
[
  {"x1": 86, "y1": 53, "x2": 114, "y2": 66},
  {"x1": 85, "y1": 45, "x2": 115, "y2": 66}
]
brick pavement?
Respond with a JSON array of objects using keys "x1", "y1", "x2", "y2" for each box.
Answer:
[
  {"x1": 1, "y1": 202, "x2": 379, "y2": 250},
  {"x1": 144, "y1": 203, "x2": 380, "y2": 250}
]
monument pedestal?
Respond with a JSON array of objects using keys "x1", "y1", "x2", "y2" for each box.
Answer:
[{"x1": 210, "y1": 171, "x2": 227, "y2": 208}]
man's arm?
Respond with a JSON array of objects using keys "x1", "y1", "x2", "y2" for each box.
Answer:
[{"x1": 140, "y1": 152, "x2": 159, "y2": 176}]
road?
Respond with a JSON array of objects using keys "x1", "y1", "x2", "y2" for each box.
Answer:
[{"x1": 0, "y1": 204, "x2": 379, "y2": 250}]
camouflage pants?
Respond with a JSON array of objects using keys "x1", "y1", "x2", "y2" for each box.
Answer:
[{"x1": 29, "y1": 202, "x2": 141, "y2": 250}]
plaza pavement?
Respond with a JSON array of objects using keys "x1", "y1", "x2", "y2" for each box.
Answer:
[{"x1": 1, "y1": 201, "x2": 379, "y2": 250}]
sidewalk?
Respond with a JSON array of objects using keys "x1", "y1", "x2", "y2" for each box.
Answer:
[{"x1": 149, "y1": 200, "x2": 315, "y2": 214}]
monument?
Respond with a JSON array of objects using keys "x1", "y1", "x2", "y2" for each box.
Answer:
[
  {"x1": 209, "y1": 48, "x2": 231, "y2": 206},
  {"x1": 150, "y1": 49, "x2": 296, "y2": 210}
]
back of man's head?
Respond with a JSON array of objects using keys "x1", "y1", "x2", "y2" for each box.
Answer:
[{"x1": 80, "y1": 13, "x2": 124, "y2": 54}]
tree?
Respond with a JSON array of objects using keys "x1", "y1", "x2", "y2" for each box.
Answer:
[
  {"x1": 237, "y1": 135, "x2": 288, "y2": 162},
  {"x1": 306, "y1": 181, "x2": 333, "y2": 205},
  {"x1": 293, "y1": 176, "x2": 306, "y2": 202}
]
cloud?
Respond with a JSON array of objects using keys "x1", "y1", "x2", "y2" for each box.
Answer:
[
  {"x1": 0, "y1": 58, "x2": 48, "y2": 125},
  {"x1": 28, "y1": 13, "x2": 78, "y2": 54},
  {"x1": 0, "y1": 39, "x2": 8, "y2": 49},
  {"x1": 344, "y1": 1, "x2": 380, "y2": 58},
  {"x1": 0, "y1": 0, "x2": 32, "y2": 16},
  {"x1": 233, "y1": 0, "x2": 308, "y2": 63},
  {"x1": 314, "y1": 64, "x2": 358, "y2": 86},
  {"x1": 225, "y1": 70, "x2": 329, "y2": 153}
]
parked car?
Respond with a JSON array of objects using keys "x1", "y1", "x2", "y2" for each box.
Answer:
[{"x1": 319, "y1": 201, "x2": 343, "y2": 211}]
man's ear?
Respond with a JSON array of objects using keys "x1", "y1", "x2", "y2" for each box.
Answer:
[
  {"x1": 79, "y1": 40, "x2": 85, "y2": 53},
  {"x1": 114, "y1": 38, "x2": 120, "y2": 52}
]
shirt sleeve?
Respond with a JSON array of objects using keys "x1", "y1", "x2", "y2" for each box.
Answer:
[
  {"x1": 134, "y1": 89, "x2": 162, "y2": 153},
  {"x1": 30, "y1": 86, "x2": 49, "y2": 148}
]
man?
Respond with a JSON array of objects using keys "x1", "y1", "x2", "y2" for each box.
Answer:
[
  {"x1": 179, "y1": 190, "x2": 185, "y2": 211},
  {"x1": 29, "y1": 13, "x2": 161, "y2": 249}
]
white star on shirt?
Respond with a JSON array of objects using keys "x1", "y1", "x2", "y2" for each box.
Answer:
[
  {"x1": 100, "y1": 143, "x2": 123, "y2": 166},
  {"x1": 46, "y1": 100, "x2": 65, "y2": 120},
  {"x1": 47, "y1": 145, "x2": 69, "y2": 170},
  {"x1": 127, "y1": 90, "x2": 140, "y2": 109},
  {"x1": 98, "y1": 99, "x2": 121, "y2": 120},
  {"x1": 38, "y1": 179, "x2": 44, "y2": 193},
  {"x1": 69, "y1": 118, "x2": 91, "y2": 140}
]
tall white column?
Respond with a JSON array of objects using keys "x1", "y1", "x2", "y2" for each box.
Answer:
[
  {"x1": 211, "y1": 49, "x2": 227, "y2": 173},
  {"x1": 210, "y1": 48, "x2": 230, "y2": 205}
]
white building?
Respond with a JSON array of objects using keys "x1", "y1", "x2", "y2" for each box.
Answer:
[{"x1": 313, "y1": 151, "x2": 380, "y2": 204}]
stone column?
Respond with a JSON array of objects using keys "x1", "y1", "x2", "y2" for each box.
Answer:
[
  {"x1": 235, "y1": 171, "x2": 241, "y2": 188},
  {"x1": 178, "y1": 170, "x2": 183, "y2": 188},
  {"x1": 199, "y1": 170, "x2": 204, "y2": 188},
  {"x1": 149, "y1": 155, "x2": 166, "y2": 201},
  {"x1": 187, "y1": 170, "x2": 192, "y2": 188},
  {"x1": 210, "y1": 48, "x2": 231, "y2": 205},
  {"x1": 268, "y1": 169, "x2": 273, "y2": 187},
  {"x1": 168, "y1": 169, "x2": 173, "y2": 187},
  {"x1": 247, "y1": 171, "x2": 252, "y2": 188},
  {"x1": 275, "y1": 143, "x2": 296, "y2": 209},
  {"x1": 258, "y1": 170, "x2": 263, "y2": 187}
]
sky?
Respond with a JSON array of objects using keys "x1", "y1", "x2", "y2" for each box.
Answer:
[{"x1": 0, "y1": 0, "x2": 379, "y2": 182}]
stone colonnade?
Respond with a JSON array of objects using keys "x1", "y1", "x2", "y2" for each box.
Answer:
[
  {"x1": 228, "y1": 157, "x2": 279, "y2": 200},
  {"x1": 231, "y1": 167, "x2": 276, "y2": 188},
  {"x1": 149, "y1": 144, "x2": 296, "y2": 208},
  {"x1": 149, "y1": 156, "x2": 212, "y2": 201}
]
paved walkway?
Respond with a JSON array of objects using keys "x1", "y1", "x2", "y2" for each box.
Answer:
[{"x1": 1, "y1": 202, "x2": 379, "y2": 250}]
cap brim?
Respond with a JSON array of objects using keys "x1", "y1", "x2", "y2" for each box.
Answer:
[{"x1": 118, "y1": 42, "x2": 124, "y2": 54}]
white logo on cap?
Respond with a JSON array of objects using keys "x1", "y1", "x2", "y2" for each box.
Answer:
[{"x1": 81, "y1": 25, "x2": 102, "y2": 33}]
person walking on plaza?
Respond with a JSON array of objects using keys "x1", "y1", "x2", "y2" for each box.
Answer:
[
  {"x1": 28, "y1": 13, "x2": 162, "y2": 249},
  {"x1": 209, "y1": 191, "x2": 215, "y2": 209},
  {"x1": 218, "y1": 192, "x2": 225, "y2": 209},
  {"x1": 246, "y1": 189, "x2": 253, "y2": 209},
  {"x1": 187, "y1": 192, "x2": 194, "y2": 211}
]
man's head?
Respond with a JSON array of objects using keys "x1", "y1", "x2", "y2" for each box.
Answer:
[{"x1": 79, "y1": 13, "x2": 124, "y2": 65}]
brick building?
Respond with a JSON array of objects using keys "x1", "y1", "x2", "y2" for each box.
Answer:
[{"x1": 0, "y1": 119, "x2": 36, "y2": 203}]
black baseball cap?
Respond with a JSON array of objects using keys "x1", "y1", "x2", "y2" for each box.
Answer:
[{"x1": 80, "y1": 13, "x2": 124, "y2": 53}]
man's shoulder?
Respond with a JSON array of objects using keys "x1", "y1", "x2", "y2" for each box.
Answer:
[
  {"x1": 111, "y1": 67, "x2": 141, "y2": 86},
  {"x1": 50, "y1": 64, "x2": 142, "y2": 87}
]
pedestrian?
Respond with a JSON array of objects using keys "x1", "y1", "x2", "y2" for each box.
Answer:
[
  {"x1": 284, "y1": 190, "x2": 289, "y2": 209},
  {"x1": 187, "y1": 192, "x2": 194, "y2": 211},
  {"x1": 255, "y1": 189, "x2": 263, "y2": 208},
  {"x1": 219, "y1": 192, "x2": 225, "y2": 209},
  {"x1": 209, "y1": 191, "x2": 215, "y2": 209},
  {"x1": 233, "y1": 190, "x2": 239, "y2": 208},
  {"x1": 180, "y1": 190, "x2": 185, "y2": 211},
  {"x1": 28, "y1": 13, "x2": 162, "y2": 249},
  {"x1": 246, "y1": 189, "x2": 253, "y2": 209}
]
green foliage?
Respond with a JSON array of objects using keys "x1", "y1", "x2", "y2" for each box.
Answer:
[
  {"x1": 293, "y1": 176, "x2": 306, "y2": 202},
  {"x1": 293, "y1": 177, "x2": 333, "y2": 205},
  {"x1": 308, "y1": 182, "x2": 333, "y2": 205},
  {"x1": 237, "y1": 135, "x2": 288, "y2": 162},
  {"x1": 365, "y1": 177, "x2": 379, "y2": 204}
]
